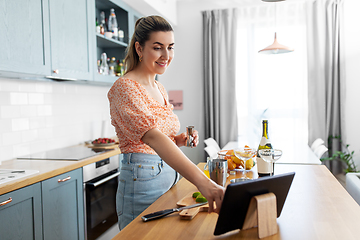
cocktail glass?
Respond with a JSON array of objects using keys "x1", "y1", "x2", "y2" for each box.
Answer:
[
  {"x1": 258, "y1": 149, "x2": 283, "y2": 176},
  {"x1": 234, "y1": 147, "x2": 257, "y2": 172}
]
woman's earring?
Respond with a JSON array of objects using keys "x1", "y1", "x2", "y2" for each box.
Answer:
[{"x1": 139, "y1": 56, "x2": 143, "y2": 62}]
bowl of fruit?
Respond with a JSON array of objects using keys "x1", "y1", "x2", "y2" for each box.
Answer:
[
  {"x1": 218, "y1": 146, "x2": 255, "y2": 171},
  {"x1": 91, "y1": 138, "x2": 116, "y2": 147}
]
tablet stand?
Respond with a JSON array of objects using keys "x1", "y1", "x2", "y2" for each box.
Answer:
[{"x1": 242, "y1": 192, "x2": 278, "y2": 238}]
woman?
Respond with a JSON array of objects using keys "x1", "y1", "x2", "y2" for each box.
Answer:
[{"x1": 108, "y1": 15, "x2": 225, "y2": 230}]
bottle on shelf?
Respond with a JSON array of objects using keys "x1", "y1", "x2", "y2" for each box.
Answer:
[
  {"x1": 96, "y1": 18, "x2": 100, "y2": 33},
  {"x1": 109, "y1": 57, "x2": 116, "y2": 70},
  {"x1": 116, "y1": 60, "x2": 121, "y2": 76},
  {"x1": 100, "y1": 53, "x2": 109, "y2": 75},
  {"x1": 108, "y1": 8, "x2": 118, "y2": 40},
  {"x1": 109, "y1": 66, "x2": 115, "y2": 76},
  {"x1": 100, "y1": 11, "x2": 107, "y2": 35},
  {"x1": 118, "y1": 29, "x2": 124, "y2": 42},
  {"x1": 256, "y1": 120, "x2": 273, "y2": 176},
  {"x1": 120, "y1": 62, "x2": 125, "y2": 76},
  {"x1": 97, "y1": 59, "x2": 101, "y2": 74}
]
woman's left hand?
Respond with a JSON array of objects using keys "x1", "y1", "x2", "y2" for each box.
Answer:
[{"x1": 175, "y1": 129, "x2": 199, "y2": 147}]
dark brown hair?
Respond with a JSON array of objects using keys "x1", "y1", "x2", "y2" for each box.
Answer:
[{"x1": 124, "y1": 15, "x2": 173, "y2": 74}]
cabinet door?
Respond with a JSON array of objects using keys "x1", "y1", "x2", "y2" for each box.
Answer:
[
  {"x1": 48, "y1": 0, "x2": 93, "y2": 80},
  {"x1": 0, "y1": 183, "x2": 42, "y2": 240},
  {"x1": 0, "y1": 0, "x2": 51, "y2": 76},
  {"x1": 42, "y1": 168, "x2": 85, "y2": 240}
]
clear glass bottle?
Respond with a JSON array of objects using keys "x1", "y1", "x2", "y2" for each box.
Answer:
[
  {"x1": 100, "y1": 11, "x2": 107, "y2": 34},
  {"x1": 108, "y1": 9, "x2": 118, "y2": 40},
  {"x1": 256, "y1": 120, "x2": 273, "y2": 176},
  {"x1": 100, "y1": 53, "x2": 109, "y2": 75}
]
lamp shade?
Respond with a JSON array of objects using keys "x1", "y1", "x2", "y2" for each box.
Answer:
[
  {"x1": 258, "y1": 32, "x2": 293, "y2": 54},
  {"x1": 262, "y1": 0, "x2": 285, "y2": 2}
]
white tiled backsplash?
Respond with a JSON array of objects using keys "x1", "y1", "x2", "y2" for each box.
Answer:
[{"x1": 0, "y1": 78, "x2": 116, "y2": 163}]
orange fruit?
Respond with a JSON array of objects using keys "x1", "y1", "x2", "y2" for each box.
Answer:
[
  {"x1": 227, "y1": 158, "x2": 237, "y2": 171},
  {"x1": 226, "y1": 149, "x2": 234, "y2": 155},
  {"x1": 231, "y1": 155, "x2": 242, "y2": 165},
  {"x1": 235, "y1": 161, "x2": 244, "y2": 169}
]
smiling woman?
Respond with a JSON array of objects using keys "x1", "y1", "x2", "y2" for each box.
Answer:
[{"x1": 108, "y1": 15, "x2": 225, "y2": 231}]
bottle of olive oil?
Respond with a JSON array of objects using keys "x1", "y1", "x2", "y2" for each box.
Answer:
[{"x1": 257, "y1": 120, "x2": 273, "y2": 176}]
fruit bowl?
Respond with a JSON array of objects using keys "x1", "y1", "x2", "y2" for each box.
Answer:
[
  {"x1": 217, "y1": 150, "x2": 244, "y2": 170},
  {"x1": 91, "y1": 138, "x2": 116, "y2": 147},
  {"x1": 218, "y1": 148, "x2": 255, "y2": 171}
]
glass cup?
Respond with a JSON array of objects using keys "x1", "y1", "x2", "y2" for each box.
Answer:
[
  {"x1": 258, "y1": 149, "x2": 283, "y2": 176},
  {"x1": 234, "y1": 147, "x2": 257, "y2": 172},
  {"x1": 208, "y1": 158, "x2": 228, "y2": 187},
  {"x1": 203, "y1": 157, "x2": 211, "y2": 178}
]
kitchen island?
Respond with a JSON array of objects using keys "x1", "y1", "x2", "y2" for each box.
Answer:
[{"x1": 113, "y1": 163, "x2": 360, "y2": 240}]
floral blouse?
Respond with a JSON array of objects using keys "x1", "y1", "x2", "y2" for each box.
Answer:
[{"x1": 108, "y1": 78, "x2": 180, "y2": 155}]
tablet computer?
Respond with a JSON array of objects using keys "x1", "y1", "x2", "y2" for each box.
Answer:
[{"x1": 214, "y1": 172, "x2": 295, "y2": 236}]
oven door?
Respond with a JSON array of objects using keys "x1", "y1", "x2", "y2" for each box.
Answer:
[{"x1": 84, "y1": 169, "x2": 119, "y2": 240}]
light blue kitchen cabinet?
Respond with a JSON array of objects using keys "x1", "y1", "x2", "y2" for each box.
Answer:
[
  {"x1": 0, "y1": 183, "x2": 43, "y2": 240},
  {"x1": 92, "y1": 0, "x2": 143, "y2": 84},
  {"x1": 47, "y1": 0, "x2": 94, "y2": 81},
  {"x1": 0, "y1": 0, "x2": 51, "y2": 77},
  {"x1": 0, "y1": 0, "x2": 142, "y2": 83},
  {"x1": 41, "y1": 168, "x2": 85, "y2": 240}
]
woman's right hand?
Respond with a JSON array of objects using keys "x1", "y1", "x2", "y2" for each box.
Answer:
[{"x1": 197, "y1": 177, "x2": 225, "y2": 213}]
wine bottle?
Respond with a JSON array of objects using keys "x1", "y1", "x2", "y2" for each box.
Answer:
[{"x1": 257, "y1": 120, "x2": 273, "y2": 176}]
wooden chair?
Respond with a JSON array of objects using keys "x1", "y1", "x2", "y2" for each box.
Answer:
[
  {"x1": 314, "y1": 144, "x2": 328, "y2": 159},
  {"x1": 310, "y1": 138, "x2": 325, "y2": 152},
  {"x1": 204, "y1": 138, "x2": 221, "y2": 152},
  {"x1": 204, "y1": 145, "x2": 218, "y2": 159}
]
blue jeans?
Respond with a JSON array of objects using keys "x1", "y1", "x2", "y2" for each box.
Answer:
[{"x1": 116, "y1": 153, "x2": 179, "y2": 230}]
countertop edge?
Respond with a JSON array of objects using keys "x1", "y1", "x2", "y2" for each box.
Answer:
[{"x1": 0, "y1": 146, "x2": 121, "y2": 195}]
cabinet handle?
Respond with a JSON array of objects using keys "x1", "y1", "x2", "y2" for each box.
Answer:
[
  {"x1": 0, "y1": 197, "x2": 12, "y2": 206},
  {"x1": 58, "y1": 176, "x2": 71, "y2": 183},
  {"x1": 53, "y1": 69, "x2": 59, "y2": 74}
]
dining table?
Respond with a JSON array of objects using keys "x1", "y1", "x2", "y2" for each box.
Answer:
[{"x1": 112, "y1": 162, "x2": 360, "y2": 240}]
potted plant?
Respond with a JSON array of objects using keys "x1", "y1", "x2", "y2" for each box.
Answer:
[{"x1": 320, "y1": 135, "x2": 358, "y2": 173}]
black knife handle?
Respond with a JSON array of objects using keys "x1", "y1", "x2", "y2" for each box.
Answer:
[{"x1": 141, "y1": 208, "x2": 176, "y2": 222}]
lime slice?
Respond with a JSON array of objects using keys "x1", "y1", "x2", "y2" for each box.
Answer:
[
  {"x1": 195, "y1": 195, "x2": 207, "y2": 203},
  {"x1": 192, "y1": 192, "x2": 201, "y2": 198}
]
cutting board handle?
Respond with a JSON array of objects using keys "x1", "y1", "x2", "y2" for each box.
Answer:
[{"x1": 242, "y1": 192, "x2": 278, "y2": 238}]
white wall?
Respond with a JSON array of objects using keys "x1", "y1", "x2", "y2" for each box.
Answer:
[
  {"x1": 0, "y1": 78, "x2": 115, "y2": 163},
  {"x1": 344, "y1": 0, "x2": 360, "y2": 168}
]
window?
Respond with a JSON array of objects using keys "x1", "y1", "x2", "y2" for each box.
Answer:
[{"x1": 235, "y1": 17, "x2": 308, "y2": 160}]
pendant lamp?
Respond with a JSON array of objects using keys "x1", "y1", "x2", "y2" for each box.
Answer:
[
  {"x1": 258, "y1": 32, "x2": 293, "y2": 54},
  {"x1": 258, "y1": 0, "x2": 293, "y2": 54}
]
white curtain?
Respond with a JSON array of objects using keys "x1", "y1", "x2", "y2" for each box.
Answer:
[
  {"x1": 235, "y1": 1, "x2": 308, "y2": 159},
  {"x1": 202, "y1": 9, "x2": 239, "y2": 148},
  {"x1": 305, "y1": 0, "x2": 345, "y2": 173}
]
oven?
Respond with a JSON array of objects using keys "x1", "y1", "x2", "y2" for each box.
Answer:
[{"x1": 83, "y1": 155, "x2": 120, "y2": 240}]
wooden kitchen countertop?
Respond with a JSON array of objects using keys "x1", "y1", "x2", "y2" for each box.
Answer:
[
  {"x1": 0, "y1": 144, "x2": 121, "y2": 195},
  {"x1": 114, "y1": 163, "x2": 360, "y2": 240}
]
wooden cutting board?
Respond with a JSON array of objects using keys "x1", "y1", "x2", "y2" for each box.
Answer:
[{"x1": 176, "y1": 195, "x2": 209, "y2": 220}]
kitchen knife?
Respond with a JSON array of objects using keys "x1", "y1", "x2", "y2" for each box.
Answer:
[{"x1": 141, "y1": 202, "x2": 208, "y2": 222}]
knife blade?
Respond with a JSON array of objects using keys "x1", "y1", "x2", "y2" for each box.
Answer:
[{"x1": 141, "y1": 202, "x2": 207, "y2": 222}]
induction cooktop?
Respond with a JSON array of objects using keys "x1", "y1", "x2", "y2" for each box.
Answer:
[{"x1": 17, "y1": 146, "x2": 110, "y2": 161}]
